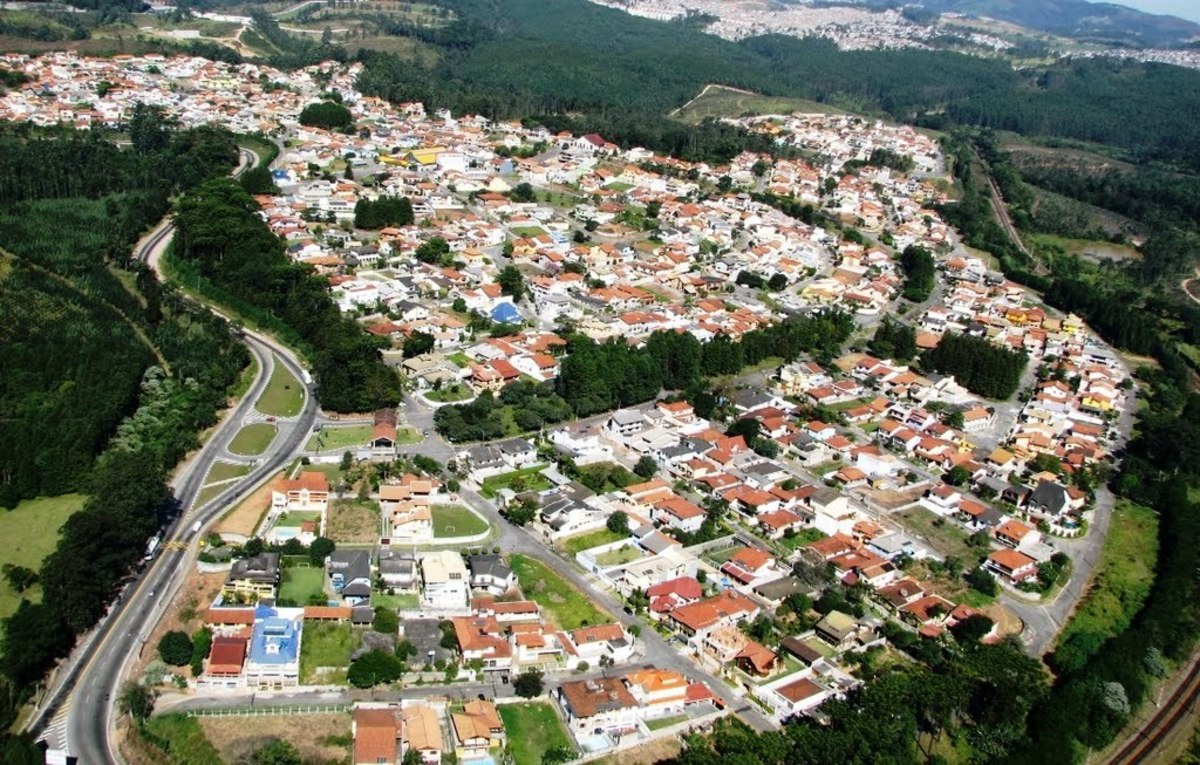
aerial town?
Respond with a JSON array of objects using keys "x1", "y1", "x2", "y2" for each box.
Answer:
[{"x1": 3, "y1": 52, "x2": 1136, "y2": 763}]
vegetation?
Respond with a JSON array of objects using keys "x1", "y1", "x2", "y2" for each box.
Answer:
[
  {"x1": 139, "y1": 713, "x2": 222, "y2": 765},
  {"x1": 0, "y1": 494, "x2": 85, "y2": 622},
  {"x1": 899, "y1": 245, "x2": 935, "y2": 302},
  {"x1": 510, "y1": 554, "x2": 608, "y2": 630},
  {"x1": 921, "y1": 332, "x2": 1028, "y2": 400},
  {"x1": 869, "y1": 318, "x2": 917, "y2": 362},
  {"x1": 227, "y1": 423, "x2": 277, "y2": 456},
  {"x1": 299, "y1": 621, "x2": 358, "y2": 684},
  {"x1": 347, "y1": 649, "x2": 404, "y2": 687},
  {"x1": 354, "y1": 195, "x2": 414, "y2": 229},
  {"x1": 257, "y1": 359, "x2": 305, "y2": 418},
  {"x1": 431, "y1": 504, "x2": 488, "y2": 537},
  {"x1": 498, "y1": 701, "x2": 574, "y2": 765},
  {"x1": 172, "y1": 178, "x2": 403, "y2": 412},
  {"x1": 157, "y1": 630, "x2": 193, "y2": 666},
  {"x1": 298, "y1": 100, "x2": 353, "y2": 130}
]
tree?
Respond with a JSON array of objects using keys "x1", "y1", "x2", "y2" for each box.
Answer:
[
  {"x1": 402, "y1": 750, "x2": 422, "y2": 765},
  {"x1": 945, "y1": 466, "x2": 971, "y2": 486},
  {"x1": 497, "y1": 265, "x2": 527, "y2": 299},
  {"x1": 309, "y1": 536, "x2": 335, "y2": 565},
  {"x1": 239, "y1": 165, "x2": 279, "y2": 196},
  {"x1": 340, "y1": 451, "x2": 354, "y2": 470},
  {"x1": 190, "y1": 627, "x2": 212, "y2": 676},
  {"x1": 509, "y1": 182, "x2": 536, "y2": 202},
  {"x1": 158, "y1": 630, "x2": 193, "y2": 666},
  {"x1": 767, "y1": 272, "x2": 788, "y2": 291},
  {"x1": 634, "y1": 455, "x2": 658, "y2": 478},
  {"x1": 606, "y1": 511, "x2": 630, "y2": 535},
  {"x1": 415, "y1": 236, "x2": 450, "y2": 264},
  {"x1": 118, "y1": 681, "x2": 154, "y2": 723},
  {"x1": 250, "y1": 739, "x2": 302, "y2": 765},
  {"x1": 2, "y1": 564, "x2": 37, "y2": 592},
  {"x1": 504, "y1": 496, "x2": 538, "y2": 526},
  {"x1": 403, "y1": 331, "x2": 435, "y2": 358},
  {"x1": 299, "y1": 100, "x2": 352, "y2": 130},
  {"x1": 951, "y1": 614, "x2": 995, "y2": 643},
  {"x1": 752, "y1": 158, "x2": 771, "y2": 177},
  {"x1": 373, "y1": 606, "x2": 400, "y2": 635},
  {"x1": 348, "y1": 650, "x2": 403, "y2": 688},
  {"x1": 542, "y1": 746, "x2": 577, "y2": 765},
  {"x1": 966, "y1": 566, "x2": 999, "y2": 597},
  {"x1": 514, "y1": 668, "x2": 544, "y2": 698},
  {"x1": 243, "y1": 537, "x2": 264, "y2": 557}
]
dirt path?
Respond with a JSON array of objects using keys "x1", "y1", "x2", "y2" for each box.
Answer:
[{"x1": 668, "y1": 83, "x2": 760, "y2": 118}]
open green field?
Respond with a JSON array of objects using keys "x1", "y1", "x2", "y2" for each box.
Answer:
[
  {"x1": 511, "y1": 554, "x2": 609, "y2": 630},
  {"x1": 595, "y1": 546, "x2": 643, "y2": 566},
  {"x1": 257, "y1": 357, "x2": 304, "y2": 417},
  {"x1": 300, "y1": 621, "x2": 359, "y2": 685},
  {"x1": 205, "y1": 460, "x2": 251, "y2": 484},
  {"x1": 306, "y1": 424, "x2": 373, "y2": 452},
  {"x1": 140, "y1": 713, "x2": 222, "y2": 764},
  {"x1": 673, "y1": 84, "x2": 845, "y2": 123},
  {"x1": 895, "y1": 507, "x2": 986, "y2": 568},
  {"x1": 561, "y1": 528, "x2": 626, "y2": 555},
  {"x1": 0, "y1": 493, "x2": 86, "y2": 623},
  {"x1": 511, "y1": 225, "x2": 548, "y2": 238},
  {"x1": 426, "y1": 383, "x2": 473, "y2": 403},
  {"x1": 228, "y1": 423, "x2": 277, "y2": 456},
  {"x1": 498, "y1": 702, "x2": 574, "y2": 765},
  {"x1": 1052, "y1": 501, "x2": 1158, "y2": 662},
  {"x1": 480, "y1": 465, "x2": 550, "y2": 498},
  {"x1": 431, "y1": 505, "x2": 489, "y2": 538},
  {"x1": 280, "y1": 564, "x2": 325, "y2": 605}
]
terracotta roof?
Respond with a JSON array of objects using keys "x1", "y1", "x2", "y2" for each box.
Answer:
[
  {"x1": 558, "y1": 677, "x2": 639, "y2": 719},
  {"x1": 353, "y1": 707, "x2": 399, "y2": 765}
]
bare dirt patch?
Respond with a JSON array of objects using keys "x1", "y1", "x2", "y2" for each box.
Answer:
[
  {"x1": 327, "y1": 498, "x2": 381, "y2": 544},
  {"x1": 198, "y1": 712, "x2": 352, "y2": 763},
  {"x1": 982, "y1": 603, "x2": 1023, "y2": 639},
  {"x1": 215, "y1": 471, "x2": 282, "y2": 538},
  {"x1": 135, "y1": 569, "x2": 226, "y2": 680},
  {"x1": 591, "y1": 735, "x2": 683, "y2": 765}
]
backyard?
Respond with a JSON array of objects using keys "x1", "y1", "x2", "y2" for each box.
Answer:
[
  {"x1": 373, "y1": 591, "x2": 420, "y2": 610},
  {"x1": 479, "y1": 465, "x2": 551, "y2": 498},
  {"x1": 305, "y1": 424, "x2": 373, "y2": 452},
  {"x1": 257, "y1": 356, "x2": 304, "y2": 417},
  {"x1": 510, "y1": 554, "x2": 609, "y2": 630},
  {"x1": 275, "y1": 510, "x2": 321, "y2": 528},
  {"x1": 431, "y1": 504, "x2": 489, "y2": 538},
  {"x1": 561, "y1": 528, "x2": 626, "y2": 556},
  {"x1": 0, "y1": 493, "x2": 86, "y2": 623},
  {"x1": 279, "y1": 563, "x2": 326, "y2": 605},
  {"x1": 498, "y1": 701, "x2": 574, "y2": 765},
  {"x1": 227, "y1": 423, "x2": 277, "y2": 456},
  {"x1": 595, "y1": 546, "x2": 644, "y2": 566},
  {"x1": 299, "y1": 621, "x2": 359, "y2": 684},
  {"x1": 327, "y1": 499, "x2": 381, "y2": 544}
]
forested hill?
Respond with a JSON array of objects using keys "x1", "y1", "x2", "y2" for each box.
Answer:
[
  {"x1": 354, "y1": 0, "x2": 1200, "y2": 170},
  {"x1": 0, "y1": 110, "x2": 244, "y2": 507}
]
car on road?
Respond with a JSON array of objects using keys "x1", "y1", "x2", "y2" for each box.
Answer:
[{"x1": 266, "y1": 415, "x2": 277, "y2": 423}]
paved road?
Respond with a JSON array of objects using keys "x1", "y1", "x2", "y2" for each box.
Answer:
[{"x1": 29, "y1": 147, "x2": 323, "y2": 764}]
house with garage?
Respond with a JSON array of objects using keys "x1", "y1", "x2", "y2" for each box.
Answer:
[
  {"x1": 329, "y1": 549, "x2": 373, "y2": 606},
  {"x1": 556, "y1": 677, "x2": 641, "y2": 736}
]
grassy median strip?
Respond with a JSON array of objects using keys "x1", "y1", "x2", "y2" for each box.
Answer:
[
  {"x1": 257, "y1": 357, "x2": 304, "y2": 417},
  {"x1": 227, "y1": 423, "x2": 277, "y2": 456}
]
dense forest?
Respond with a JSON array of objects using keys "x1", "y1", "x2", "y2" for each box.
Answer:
[
  {"x1": 922, "y1": 332, "x2": 1028, "y2": 400},
  {"x1": 170, "y1": 178, "x2": 403, "y2": 412},
  {"x1": 0, "y1": 115, "x2": 248, "y2": 739}
]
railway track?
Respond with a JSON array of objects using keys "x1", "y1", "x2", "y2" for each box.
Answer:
[{"x1": 1106, "y1": 655, "x2": 1200, "y2": 765}]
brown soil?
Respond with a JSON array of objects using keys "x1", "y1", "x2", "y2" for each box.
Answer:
[
  {"x1": 982, "y1": 603, "x2": 1023, "y2": 639},
  {"x1": 591, "y1": 735, "x2": 684, "y2": 765},
  {"x1": 216, "y1": 472, "x2": 281, "y2": 537},
  {"x1": 327, "y1": 498, "x2": 381, "y2": 544},
  {"x1": 198, "y1": 712, "x2": 352, "y2": 763}
]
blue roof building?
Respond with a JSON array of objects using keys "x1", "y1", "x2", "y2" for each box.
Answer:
[{"x1": 491, "y1": 302, "x2": 520, "y2": 324}]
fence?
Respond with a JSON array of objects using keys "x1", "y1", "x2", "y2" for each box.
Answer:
[{"x1": 186, "y1": 703, "x2": 350, "y2": 718}]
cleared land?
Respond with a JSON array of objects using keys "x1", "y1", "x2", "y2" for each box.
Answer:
[
  {"x1": 673, "y1": 84, "x2": 844, "y2": 122},
  {"x1": 300, "y1": 621, "x2": 359, "y2": 684},
  {"x1": 279, "y1": 564, "x2": 325, "y2": 605},
  {"x1": 431, "y1": 504, "x2": 489, "y2": 538},
  {"x1": 498, "y1": 701, "x2": 574, "y2": 765},
  {"x1": 305, "y1": 424, "x2": 373, "y2": 452},
  {"x1": 257, "y1": 357, "x2": 304, "y2": 417},
  {"x1": 138, "y1": 714, "x2": 221, "y2": 764},
  {"x1": 227, "y1": 423, "x2": 277, "y2": 456},
  {"x1": 895, "y1": 506, "x2": 987, "y2": 568},
  {"x1": 479, "y1": 465, "x2": 550, "y2": 498},
  {"x1": 327, "y1": 499, "x2": 381, "y2": 544},
  {"x1": 561, "y1": 528, "x2": 626, "y2": 555},
  {"x1": 197, "y1": 713, "x2": 352, "y2": 764},
  {"x1": 214, "y1": 472, "x2": 279, "y2": 538},
  {"x1": 511, "y1": 554, "x2": 609, "y2": 630},
  {"x1": 0, "y1": 493, "x2": 86, "y2": 622},
  {"x1": 1053, "y1": 500, "x2": 1158, "y2": 657}
]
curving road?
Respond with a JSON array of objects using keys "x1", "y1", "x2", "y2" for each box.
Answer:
[{"x1": 29, "y1": 146, "x2": 320, "y2": 764}]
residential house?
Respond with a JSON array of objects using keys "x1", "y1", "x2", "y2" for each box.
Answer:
[
  {"x1": 352, "y1": 706, "x2": 401, "y2": 765},
  {"x1": 271, "y1": 472, "x2": 330, "y2": 513},
  {"x1": 451, "y1": 700, "x2": 505, "y2": 762},
  {"x1": 371, "y1": 408, "x2": 401, "y2": 459},
  {"x1": 668, "y1": 590, "x2": 760, "y2": 643},
  {"x1": 466, "y1": 553, "x2": 515, "y2": 595},
  {"x1": 401, "y1": 704, "x2": 444, "y2": 765},
  {"x1": 556, "y1": 677, "x2": 641, "y2": 736},
  {"x1": 421, "y1": 550, "x2": 470, "y2": 610},
  {"x1": 986, "y1": 549, "x2": 1039, "y2": 583},
  {"x1": 222, "y1": 553, "x2": 281, "y2": 602},
  {"x1": 329, "y1": 549, "x2": 373, "y2": 607}
]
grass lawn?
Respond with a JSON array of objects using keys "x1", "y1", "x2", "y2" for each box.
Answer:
[
  {"x1": 1053, "y1": 501, "x2": 1158, "y2": 657},
  {"x1": 228, "y1": 423, "x2": 277, "y2": 456},
  {"x1": 447, "y1": 351, "x2": 472, "y2": 368},
  {"x1": 511, "y1": 225, "x2": 548, "y2": 238},
  {"x1": 257, "y1": 357, "x2": 304, "y2": 417},
  {"x1": 604, "y1": 181, "x2": 634, "y2": 192},
  {"x1": 306, "y1": 424, "x2": 373, "y2": 452},
  {"x1": 426, "y1": 383, "x2": 473, "y2": 403},
  {"x1": 646, "y1": 714, "x2": 689, "y2": 731},
  {"x1": 0, "y1": 493, "x2": 86, "y2": 623},
  {"x1": 279, "y1": 564, "x2": 325, "y2": 604},
  {"x1": 276, "y1": 510, "x2": 322, "y2": 528},
  {"x1": 895, "y1": 507, "x2": 985, "y2": 568},
  {"x1": 327, "y1": 499, "x2": 381, "y2": 544},
  {"x1": 479, "y1": 465, "x2": 550, "y2": 499},
  {"x1": 778, "y1": 527, "x2": 828, "y2": 550},
  {"x1": 703, "y1": 545, "x2": 741, "y2": 566},
  {"x1": 140, "y1": 714, "x2": 222, "y2": 764},
  {"x1": 395, "y1": 427, "x2": 422, "y2": 445},
  {"x1": 595, "y1": 546, "x2": 643, "y2": 566},
  {"x1": 300, "y1": 621, "x2": 360, "y2": 684},
  {"x1": 561, "y1": 528, "x2": 625, "y2": 555},
  {"x1": 373, "y1": 591, "x2": 420, "y2": 610},
  {"x1": 205, "y1": 460, "x2": 250, "y2": 484},
  {"x1": 431, "y1": 505, "x2": 489, "y2": 538},
  {"x1": 510, "y1": 554, "x2": 609, "y2": 630},
  {"x1": 498, "y1": 702, "x2": 574, "y2": 765}
]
